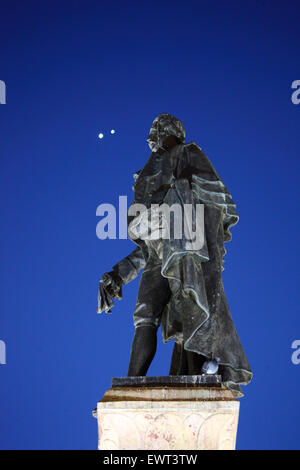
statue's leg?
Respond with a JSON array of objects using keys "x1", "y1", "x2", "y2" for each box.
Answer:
[
  {"x1": 169, "y1": 342, "x2": 206, "y2": 375},
  {"x1": 186, "y1": 350, "x2": 206, "y2": 374},
  {"x1": 168, "y1": 285, "x2": 207, "y2": 375},
  {"x1": 127, "y1": 261, "x2": 171, "y2": 376},
  {"x1": 127, "y1": 325, "x2": 158, "y2": 376},
  {"x1": 169, "y1": 341, "x2": 188, "y2": 375}
]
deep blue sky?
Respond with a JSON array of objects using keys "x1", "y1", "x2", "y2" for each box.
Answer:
[{"x1": 1, "y1": 0, "x2": 300, "y2": 450}]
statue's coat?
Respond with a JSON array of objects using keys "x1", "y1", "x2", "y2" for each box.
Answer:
[{"x1": 114, "y1": 143, "x2": 252, "y2": 396}]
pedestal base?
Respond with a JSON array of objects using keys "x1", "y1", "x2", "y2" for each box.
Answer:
[
  {"x1": 112, "y1": 374, "x2": 222, "y2": 387},
  {"x1": 95, "y1": 381, "x2": 240, "y2": 450}
]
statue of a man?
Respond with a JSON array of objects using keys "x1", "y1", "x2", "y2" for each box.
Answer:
[{"x1": 99, "y1": 113, "x2": 252, "y2": 396}]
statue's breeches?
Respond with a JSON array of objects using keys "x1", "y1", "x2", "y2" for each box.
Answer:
[{"x1": 133, "y1": 252, "x2": 171, "y2": 329}]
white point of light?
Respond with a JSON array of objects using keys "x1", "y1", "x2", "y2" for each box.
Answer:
[
  {"x1": 110, "y1": 129, "x2": 115, "y2": 134},
  {"x1": 98, "y1": 133, "x2": 104, "y2": 139}
]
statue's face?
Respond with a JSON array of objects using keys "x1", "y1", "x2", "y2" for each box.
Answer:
[
  {"x1": 147, "y1": 128, "x2": 161, "y2": 152},
  {"x1": 147, "y1": 116, "x2": 172, "y2": 152}
]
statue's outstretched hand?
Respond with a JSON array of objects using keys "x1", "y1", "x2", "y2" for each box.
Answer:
[
  {"x1": 102, "y1": 271, "x2": 123, "y2": 300},
  {"x1": 97, "y1": 271, "x2": 123, "y2": 314}
]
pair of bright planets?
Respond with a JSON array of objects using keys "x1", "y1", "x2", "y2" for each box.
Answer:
[{"x1": 98, "y1": 130, "x2": 116, "y2": 139}]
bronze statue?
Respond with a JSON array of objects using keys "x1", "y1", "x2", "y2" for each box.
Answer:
[{"x1": 98, "y1": 114, "x2": 252, "y2": 396}]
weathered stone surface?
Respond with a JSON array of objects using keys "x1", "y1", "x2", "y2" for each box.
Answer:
[{"x1": 96, "y1": 386, "x2": 240, "y2": 450}]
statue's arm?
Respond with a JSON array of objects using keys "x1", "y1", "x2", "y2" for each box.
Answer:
[
  {"x1": 112, "y1": 246, "x2": 146, "y2": 285},
  {"x1": 98, "y1": 247, "x2": 145, "y2": 313}
]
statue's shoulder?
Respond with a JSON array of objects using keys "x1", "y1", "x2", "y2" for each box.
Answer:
[
  {"x1": 132, "y1": 151, "x2": 162, "y2": 189},
  {"x1": 185, "y1": 141, "x2": 203, "y2": 153},
  {"x1": 132, "y1": 152, "x2": 154, "y2": 181},
  {"x1": 133, "y1": 170, "x2": 142, "y2": 182},
  {"x1": 184, "y1": 142, "x2": 221, "y2": 181}
]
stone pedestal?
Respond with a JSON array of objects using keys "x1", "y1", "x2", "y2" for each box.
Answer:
[{"x1": 95, "y1": 382, "x2": 240, "y2": 450}]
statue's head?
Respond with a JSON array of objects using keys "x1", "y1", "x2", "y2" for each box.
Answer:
[{"x1": 147, "y1": 113, "x2": 185, "y2": 152}]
